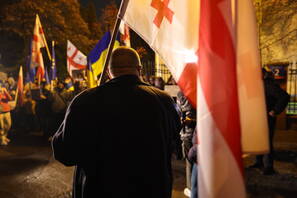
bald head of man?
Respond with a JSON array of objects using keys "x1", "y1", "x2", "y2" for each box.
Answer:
[{"x1": 108, "y1": 47, "x2": 142, "y2": 78}]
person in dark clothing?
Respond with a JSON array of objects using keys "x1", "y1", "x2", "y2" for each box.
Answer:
[
  {"x1": 51, "y1": 47, "x2": 181, "y2": 198},
  {"x1": 188, "y1": 129, "x2": 198, "y2": 198},
  {"x1": 249, "y1": 68, "x2": 290, "y2": 175},
  {"x1": 176, "y1": 91, "x2": 196, "y2": 195},
  {"x1": 154, "y1": 76, "x2": 165, "y2": 90}
]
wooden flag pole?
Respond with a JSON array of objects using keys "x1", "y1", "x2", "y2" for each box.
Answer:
[
  {"x1": 44, "y1": 38, "x2": 52, "y2": 61},
  {"x1": 98, "y1": 0, "x2": 130, "y2": 85},
  {"x1": 36, "y1": 14, "x2": 52, "y2": 61},
  {"x1": 50, "y1": 40, "x2": 55, "y2": 92}
]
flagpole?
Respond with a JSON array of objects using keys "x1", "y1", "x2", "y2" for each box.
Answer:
[
  {"x1": 51, "y1": 40, "x2": 55, "y2": 92},
  {"x1": 14, "y1": 83, "x2": 19, "y2": 105},
  {"x1": 14, "y1": 66, "x2": 23, "y2": 106},
  {"x1": 45, "y1": 39, "x2": 52, "y2": 61},
  {"x1": 98, "y1": 0, "x2": 130, "y2": 85},
  {"x1": 36, "y1": 14, "x2": 52, "y2": 61}
]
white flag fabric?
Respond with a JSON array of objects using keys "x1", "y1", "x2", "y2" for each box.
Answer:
[
  {"x1": 236, "y1": 0, "x2": 269, "y2": 154},
  {"x1": 67, "y1": 40, "x2": 87, "y2": 77},
  {"x1": 121, "y1": 0, "x2": 199, "y2": 106}
]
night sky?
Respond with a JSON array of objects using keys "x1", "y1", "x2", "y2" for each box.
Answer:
[{"x1": 80, "y1": 0, "x2": 122, "y2": 15}]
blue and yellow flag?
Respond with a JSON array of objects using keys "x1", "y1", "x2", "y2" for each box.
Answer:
[
  {"x1": 86, "y1": 59, "x2": 97, "y2": 88},
  {"x1": 88, "y1": 31, "x2": 120, "y2": 80}
]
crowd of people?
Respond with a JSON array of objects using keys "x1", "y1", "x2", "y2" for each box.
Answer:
[
  {"x1": 0, "y1": 76, "x2": 87, "y2": 145},
  {"x1": 0, "y1": 47, "x2": 290, "y2": 198},
  {"x1": 0, "y1": 68, "x2": 178, "y2": 145}
]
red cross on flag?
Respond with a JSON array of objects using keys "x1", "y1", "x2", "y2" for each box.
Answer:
[
  {"x1": 121, "y1": 0, "x2": 269, "y2": 197},
  {"x1": 121, "y1": 0, "x2": 198, "y2": 106},
  {"x1": 30, "y1": 14, "x2": 49, "y2": 81},
  {"x1": 67, "y1": 40, "x2": 87, "y2": 77}
]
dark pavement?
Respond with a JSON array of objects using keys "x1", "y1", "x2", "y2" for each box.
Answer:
[
  {"x1": 0, "y1": 128, "x2": 296, "y2": 198},
  {"x1": 244, "y1": 128, "x2": 297, "y2": 198}
]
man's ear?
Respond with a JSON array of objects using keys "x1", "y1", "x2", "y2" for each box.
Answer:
[
  {"x1": 137, "y1": 65, "x2": 142, "y2": 75},
  {"x1": 107, "y1": 68, "x2": 113, "y2": 79}
]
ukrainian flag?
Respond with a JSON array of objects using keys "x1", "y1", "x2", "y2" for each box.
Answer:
[
  {"x1": 88, "y1": 32, "x2": 120, "y2": 80},
  {"x1": 86, "y1": 59, "x2": 97, "y2": 88}
]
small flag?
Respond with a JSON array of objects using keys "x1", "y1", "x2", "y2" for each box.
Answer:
[
  {"x1": 88, "y1": 32, "x2": 120, "y2": 79},
  {"x1": 30, "y1": 14, "x2": 50, "y2": 81},
  {"x1": 67, "y1": 40, "x2": 87, "y2": 77}
]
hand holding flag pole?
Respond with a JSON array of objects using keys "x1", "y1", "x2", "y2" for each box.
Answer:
[{"x1": 98, "y1": 0, "x2": 130, "y2": 85}]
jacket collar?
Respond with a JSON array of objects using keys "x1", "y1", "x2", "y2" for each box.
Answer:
[{"x1": 108, "y1": 75, "x2": 148, "y2": 86}]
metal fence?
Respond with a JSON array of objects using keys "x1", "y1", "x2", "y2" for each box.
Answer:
[
  {"x1": 287, "y1": 63, "x2": 297, "y2": 115},
  {"x1": 141, "y1": 60, "x2": 172, "y2": 84}
]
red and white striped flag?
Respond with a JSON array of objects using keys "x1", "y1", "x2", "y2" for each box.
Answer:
[
  {"x1": 121, "y1": 0, "x2": 269, "y2": 197},
  {"x1": 198, "y1": 0, "x2": 269, "y2": 197},
  {"x1": 67, "y1": 40, "x2": 87, "y2": 77},
  {"x1": 198, "y1": 0, "x2": 245, "y2": 197},
  {"x1": 30, "y1": 14, "x2": 48, "y2": 81}
]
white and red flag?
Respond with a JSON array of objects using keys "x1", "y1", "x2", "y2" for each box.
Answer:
[
  {"x1": 121, "y1": 0, "x2": 269, "y2": 197},
  {"x1": 198, "y1": 0, "x2": 245, "y2": 197},
  {"x1": 121, "y1": 0, "x2": 199, "y2": 106},
  {"x1": 198, "y1": 0, "x2": 269, "y2": 197},
  {"x1": 30, "y1": 14, "x2": 49, "y2": 81},
  {"x1": 67, "y1": 40, "x2": 87, "y2": 77}
]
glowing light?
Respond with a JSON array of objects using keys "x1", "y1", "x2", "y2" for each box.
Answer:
[{"x1": 184, "y1": 50, "x2": 198, "y2": 63}]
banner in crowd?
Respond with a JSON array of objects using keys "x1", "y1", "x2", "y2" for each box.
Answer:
[
  {"x1": 30, "y1": 14, "x2": 50, "y2": 82},
  {"x1": 67, "y1": 40, "x2": 87, "y2": 77}
]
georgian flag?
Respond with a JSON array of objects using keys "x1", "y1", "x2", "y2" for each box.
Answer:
[
  {"x1": 67, "y1": 40, "x2": 87, "y2": 77},
  {"x1": 120, "y1": 0, "x2": 198, "y2": 106},
  {"x1": 30, "y1": 14, "x2": 48, "y2": 80},
  {"x1": 120, "y1": 0, "x2": 269, "y2": 197}
]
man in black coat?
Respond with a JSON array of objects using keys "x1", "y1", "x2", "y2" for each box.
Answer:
[
  {"x1": 249, "y1": 68, "x2": 290, "y2": 175},
  {"x1": 52, "y1": 47, "x2": 181, "y2": 198}
]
